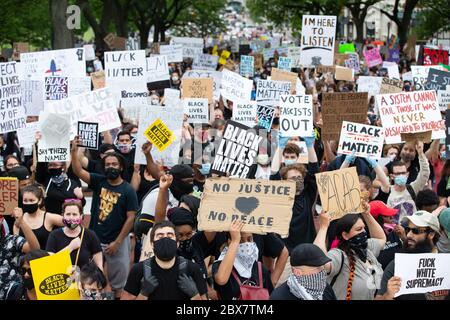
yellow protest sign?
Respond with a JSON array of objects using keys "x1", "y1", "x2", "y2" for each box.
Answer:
[
  {"x1": 212, "y1": 45, "x2": 219, "y2": 56},
  {"x1": 144, "y1": 119, "x2": 174, "y2": 151},
  {"x1": 30, "y1": 250, "x2": 80, "y2": 300},
  {"x1": 219, "y1": 50, "x2": 231, "y2": 65}
]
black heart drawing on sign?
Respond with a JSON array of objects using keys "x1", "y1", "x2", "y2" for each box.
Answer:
[{"x1": 235, "y1": 197, "x2": 260, "y2": 215}]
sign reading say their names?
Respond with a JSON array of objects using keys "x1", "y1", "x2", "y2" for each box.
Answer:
[
  {"x1": 337, "y1": 121, "x2": 384, "y2": 159},
  {"x1": 279, "y1": 94, "x2": 314, "y2": 137},
  {"x1": 212, "y1": 120, "x2": 263, "y2": 178},
  {"x1": 0, "y1": 177, "x2": 18, "y2": 215},
  {"x1": 394, "y1": 253, "x2": 450, "y2": 297},
  {"x1": 37, "y1": 112, "x2": 71, "y2": 162},
  {"x1": 315, "y1": 167, "x2": 363, "y2": 220},
  {"x1": 183, "y1": 98, "x2": 209, "y2": 124},
  {"x1": 198, "y1": 178, "x2": 296, "y2": 236},
  {"x1": 77, "y1": 121, "x2": 99, "y2": 150}
]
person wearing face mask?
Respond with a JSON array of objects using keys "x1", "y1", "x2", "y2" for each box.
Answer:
[
  {"x1": 213, "y1": 220, "x2": 274, "y2": 300},
  {"x1": 149, "y1": 92, "x2": 161, "y2": 106},
  {"x1": 314, "y1": 208, "x2": 386, "y2": 300},
  {"x1": 270, "y1": 142, "x2": 301, "y2": 180},
  {"x1": 0, "y1": 208, "x2": 40, "y2": 300},
  {"x1": 77, "y1": 143, "x2": 117, "y2": 176},
  {"x1": 270, "y1": 243, "x2": 336, "y2": 300},
  {"x1": 122, "y1": 221, "x2": 207, "y2": 300},
  {"x1": 71, "y1": 137, "x2": 139, "y2": 300},
  {"x1": 79, "y1": 262, "x2": 112, "y2": 300},
  {"x1": 16, "y1": 249, "x2": 50, "y2": 300},
  {"x1": 114, "y1": 131, "x2": 135, "y2": 182},
  {"x1": 14, "y1": 185, "x2": 64, "y2": 249},
  {"x1": 46, "y1": 201, "x2": 103, "y2": 269},
  {"x1": 170, "y1": 71, "x2": 181, "y2": 89},
  {"x1": 253, "y1": 153, "x2": 271, "y2": 180}
]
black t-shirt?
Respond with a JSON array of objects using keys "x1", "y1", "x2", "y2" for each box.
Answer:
[
  {"x1": 87, "y1": 159, "x2": 104, "y2": 175},
  {"x1": 437, "y1": 176, "x2": 450, "y2": 199},
  {"x1": 44, "y1": 178, "x2": 84, "y2": 214},
  {"x1": 270, "y1": 282, "x2": 336, "y2": 300},
  {"x1": 374, "y1": 189, "x2": 390, "y2": 203},
  {"x1": 212, "y1": 260, "x2": 274, "y2": 300},
  {"x1": 377, "y1": 231, "x2": 403, "y2": 270},
  {"x1": 45, "y1": 227, "x2": 102, "y2": 268},
  {"x1": 124, "y1": 256, "x2": 208, "y2": 300}
]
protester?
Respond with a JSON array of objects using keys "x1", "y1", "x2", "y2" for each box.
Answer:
[
  {"x1": 79, "y1": 262, "x2": 112, "y2": 300},
  {"x1": 17, "y1": 249, "x2": 50, "y2": 300},
  {"x1": 436, "y1": 208, "x2": 450, "y2": 253}
]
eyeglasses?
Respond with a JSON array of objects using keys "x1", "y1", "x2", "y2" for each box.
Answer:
[
  {"x1": 19, "y1": 267, "x2": 32, "y2": 276},
  {"x1": 405, "y1": 227, "x2": 431, "y2": 235}
]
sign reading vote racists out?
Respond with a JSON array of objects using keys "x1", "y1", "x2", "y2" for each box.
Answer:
[{"x1": 198, "y1": 178, "x2": 296, "y2": 236}]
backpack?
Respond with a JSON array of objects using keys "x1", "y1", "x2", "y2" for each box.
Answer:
[
  {"x1": 143, "y1": 255, "x2": 188, "y2": 280},
  {"x1": 406, "y1": 184, "x2": 416, "y2": 201},
  {"x1": 133, "y1": 183, "x2": 161, "y2": 238},
  {"x1": 231, "y1": 262, "x2": 269, "y2": 300}
]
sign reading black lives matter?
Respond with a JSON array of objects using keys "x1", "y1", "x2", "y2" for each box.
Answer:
[
  {"x1": 212, "y1": 120, "x2": 263, "y2": 178},
  {"x1": 198, "y1": 178, "x2": 296, "y2": 236},
  {"x1": 77, "y1": 121, "x2": 99, "y2": 150}
]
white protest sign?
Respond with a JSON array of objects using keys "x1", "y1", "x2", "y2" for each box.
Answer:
[
  {"x1": 376, "y1": 90, "x2": 445, "y2": 144},
  {"x1": 164, "y1": 88, "x2": 180, "y2": 106},
  {"x1": 412, "y1": 65, "x2": 445, "y2": 91},
  {"x1": 279, "y1": 94, "x2": 313, "y2": 137},
  {"x1": 232, "y1": 100, "x2": 257, "y2": 127},
  {"x1": 170, "y1": 37, "x2": 203, "y2": 59},
  {"x1": 438, "y1": 85, "x2": 450, "y2": 112},
  {"x1": 37, "y1": 112, "x2": 71, "y2": 162},
  {"x1": 84, "y1": 44, "x2": 96, "y2": 61},
  {"x1": 184, "y1": 69, "x2": 222, "y2": 101},
  {"x1": 256, "y1": 79, "x2": 291, "y2": 106},
  {"x1": 300, "y1": 15, "x2": 337, "y2": 66},
  {"x1": 183, "y1": 98, "x2": 209, "y2": 124},
  {"x1": 394, "y1": 253, "x2": 450, "y2": 297},
  {"x1": 239, "y1": 55, "x2": 254, "y2": 77},
  {"x1": 277, "y1": 57, "x2": 292, "y2": 71},
  {"x1": 17, "y1": 121, "x2": 39, "y2": 148},
  {"x1": 193, "y1": 54, "x2": 219, "y2": 71},
  {"x1": 146, "y1": 55, "x2": 170, "y2": 83},
  {"x1": 288, "y1": 47, "x2": 302, "y2": 68},
  {"x1": 0, "y1": 61, "x2": 27, "y2": 134},
  {"x1": 135, "y1": 104, "x2": 184, "y2": 166},
  {"x1": 221, "y1": 69, "x2": 253, "y2": 103},
  {"x1": 68, "y1": 77, "x2": 92, "y2": 97},
  {"x1": 337, "y1": 121, "x2": 384, "y2": 159},
  {"x1": 402, "y1": 71, "x2": 413, "y2": 83},
  {"x1": 357, "y1": 76, "x2": 382, "y2": 97},
  {"x1": 159, "y1": 44, "x2": 183, "y2": 63},
  {"x1": 20, "y1": 48, "x2": 85, "y2": 81},
  {"x1": 383, "y1": 61, "x2": 400, "y2": 80},
  {"x1": 20, "y1": 80, "x2": 44, "y2": 116}
]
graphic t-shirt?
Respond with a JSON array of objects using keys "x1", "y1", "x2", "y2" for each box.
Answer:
[{"x1": 89, "y1": 173, "x2": 139, "y2": 244}]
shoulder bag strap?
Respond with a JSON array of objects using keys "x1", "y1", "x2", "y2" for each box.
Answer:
[
  {"x1": 74, "y1": 227, "x2": 85, "y2": 267},
  {"x1": 330, "y1": 250, "x2": 344, "y2": 288}
]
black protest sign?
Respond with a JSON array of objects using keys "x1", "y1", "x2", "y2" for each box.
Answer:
[
  {"x1": 446, "y1": 110, "x2": 450, "y2": 158},
  {"x1": 44, "y1": 76, "x2": 68, "y2": 101},
  {"x1": 212, "y1": 120, "x2": 263, "y2": 178},
  {"x1": 425, "y1": 69, "x2": 450, "y2": 91},
  {"x1": 257, "y1": 104, "x2": 275, "y2": 131},
  {"x1": 77, "y1": 121, "x2": 99, "y2": 150}
]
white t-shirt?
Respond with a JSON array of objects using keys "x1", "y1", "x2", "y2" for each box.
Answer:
[{"x1": 140, "y1": 187, "x2": 179, "y2": 218}]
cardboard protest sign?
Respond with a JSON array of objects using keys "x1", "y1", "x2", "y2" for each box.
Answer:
[
  {"x1": 43, "y1": 87, "x2": 121, "y2": 137},
  {"x1": 412, "y1": 65, "x2": 445, "y2": 91},
  {"x1": 400, "y1": 131, "x2": 432, "y2": 144},
  {"x1": 0, "y1": 62, "x2": 27, "y2": 134},
  {"x1": 256, "y1": 79, "x2": 291, "y2": 106},
  {"x1": 145, "y1": 55, "x2": 170, "y2": 84},
  {"x1": 364, "y1": 47, "x2": 383, "y2": 68},
  {"x1": 251, "y1": 53, "x2": 264, "y2": 70},
  {"x1": 257, "y1": 104, "x2": 275, "y2": 131},
  {"x1": 394, "y1": 253, "x2": 450, "y2": 297},
  {"x1": 277, "y1": 57, "x2": 292, "y2": 71},
  {"x1": 103, "y1": 33, "x2": 116, "y2": 48},
  {"x1": 30, "y1": 250, "x2": 80, "y2": 300},
  {"x1": 182, "y1": 77, "x2": 213, "y2": 103},
  {"x1": 321, "y1": 92, "x2": 369, "y2": 141},
  {"x1": 212, "y1": 121, "x2": 263, "y2": 178},
  {"x1": 20, "y1": 48, "x2": 85, "y2": 81},
  {"x1": 357, "y1": 76, "x2": 382, "y2": 97},
  {"x1": 135, "y1": 104, "x2": 184, "y2": 166},
  {"x1": 240, "y1": 55, "x2": 254, "y2": 77},
  {"x1": 44, "y1": 76, "x2": 68, "y2": 101},
  {"x1": 279, "y1": 94, "x2": 314, "y2": 137},
  {"x1": 77, "y1": 121, "x2": 99, "y2": 150},
  {"x1": 198, "y1": 178, "x2": 296, "y2": 236},
  {"x1": 232, "y1": 101, "x2": 257, "y2": 127},
  {"x1": 193, "y1": 54, "x2": 219, "y2": 71},
  {"x1": 316, "y1": 65, "x2": 335, "y2": 74},
  {"x1": 422, "y1": 47, "x2": 449, "y2": 66},
  {"x1": 184, "y1": 69, "x2": 222, "y2": 101},
  {"x1": 339, "y1": 43, "x2": 356, "y2": 54},
  {"x1": 438, "y1": 86, "x2": 450, "y2": 112},
  {"x1": 334, "y1": 53, "x2": 349, "y2": 66},
  {"x1": 288, "y1": 47, "x2": 302, "y2": 68},
  {"x1": 315, "y1": 167, "x2": 363, "y2": 220},
  {"x1": 335, "y1": 66, "x2": 353, "y2": 81},
  {"x1": 424, "y1": 68, "x2": 450, "y2": 91},
  {"x1": 220, "y1": 69, "x2": 253, "y2": 103},
  {"x1": 376, "y1": 91, "x2": 445, "y2": 144},
  {"x1": 144, "y1": 119, "x2": 174, "y2": 152},
  {"x1": 344, "y1": 53, "x2": 360, "y2": 72},
  {"x1": 300, "y1": 15, "x2": 337, "y2": 66},
  {"x1": 12, "y1": 42, "x2": 29, "y2": 61},
  {"x1": 270, "y1": 68, "x2": 297, "y2": 93},
  {"x1": 183, "y1": 98, "x2": 209, "y2": 124},
  {"x1": 91, "y1": 71, "x2": 105, "y2": 89},
  {"x1": 159, "y1": 44, "x2": 183, "y2": 63},
  {"x1": 37, "y1": 112, "x2": 71, "y2": 162},
  {"x1": 338, "y1": 121, "x2": 384, "y2": 159},
  {"x1": 0, "y1": 177, "x2": 18, "y2": 215},
  {"x1": 380, "y1": 77, "x2": 403, "y2": 94},
  {"x1": 170, "y1": 37, "x2": 203, "y2": 58}
]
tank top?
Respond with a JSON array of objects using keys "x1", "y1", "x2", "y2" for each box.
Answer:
[{"x1": 19, "y1": 212, "x2": 51, "y2": 249}]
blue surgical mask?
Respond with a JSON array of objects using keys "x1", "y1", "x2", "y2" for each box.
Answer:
[
  {"x1": 394, "y1": 175, "x2": 407, "y2": 186},
  {"x1": 284, "y1": 159, "x2": 296, "y2": 166},
  {"x1": 199, "y1": 163, "x2": 211, "y2": 175}
]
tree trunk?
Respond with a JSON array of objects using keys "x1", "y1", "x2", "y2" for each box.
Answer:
[
  {"x1": 354, "y1": 17, "x2": 365, "y2": 44},
  {"x1": 140, "y1": 25, "x2": 150, "y2": 49},
  {"x1": 160, "y1": 28, "x2": 166, "y2": 42},
  {"x1": 50, "y1": 0, "x2": 74, "y2": 49}
]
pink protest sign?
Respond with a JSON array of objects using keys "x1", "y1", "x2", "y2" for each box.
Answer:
[{"x1": 364, "y1": 48, "x2": 383, "y2": 68}]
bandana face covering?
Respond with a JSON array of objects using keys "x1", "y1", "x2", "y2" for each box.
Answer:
[
  {"x1": 218, "y1": 242, "x2": 259, "y2": 278},
  {"x1": 348, "y1": 231, "x2": 368, "y2": 262},
  {"x1": 287, "y1": 269, "x2": 327, "y2": 300}
]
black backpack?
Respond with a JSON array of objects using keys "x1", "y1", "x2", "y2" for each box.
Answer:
[{"x1": 143, "y1": 256, "x2": 189, "y2": 280}]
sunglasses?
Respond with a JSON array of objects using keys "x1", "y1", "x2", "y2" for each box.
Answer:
[
  {"x1": 405, "y1": 227, "x2": 431, "y2": 235},
  {"x1": 19, "y1": 267, "x2": 32, "y2": 276}
]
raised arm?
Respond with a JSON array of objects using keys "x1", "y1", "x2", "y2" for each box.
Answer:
[
  {"x1": 304, "y1": 136, "x2": 317, "y2": 163},
  {"x1": 12, "y1": 208, "x2": 40, "y2": 253},
  {"x1": 410, "y1": 140, "x2": 430, "y2": 194},
  {"x1": 70, "y1": 136, "x2": 91, "y2": 185},
  {"x1": 142, "y1": 142, "x2": 163, "y2": 180},
  {"x1": 313, "y1": 211, "x2": 332, "y2": 273},
  {"x1": 361, "y1": 200, "x2": 386, "y2": 247},
  {"x1": 323, "y1": 140, "x2": 337, "y2": 163},
  {"x1": 367, "y1": 158, "x2": 390, "y2": 193},
  {"x1": 425, "y1": 139, "x2": 440, "y2": 162},
  {"x1": 340, "y1": 153, "x2": 356, "y2": 169},
  {"x1": 154, "y1": 174, "x2": 173, "y2": 224},
  {"x1": 130, "y1": 164, "x2": 141, "y2": 192}
]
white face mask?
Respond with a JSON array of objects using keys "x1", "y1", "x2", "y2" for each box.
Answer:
[{"x1": 218, "y1": 242, "x2": 259, "y2": 278}]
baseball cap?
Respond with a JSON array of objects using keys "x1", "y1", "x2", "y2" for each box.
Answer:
[
  {"x1": 290, "y1": 243, "x2": 331, "y2": 267},
  {"x1": 438, "y1": 208, "x2": 450, "y2": 233},
  {"x1": 369, "y1": 201, "x2": 398, "y2": 218},
  {"x1": 169, "y1": 164, "x2": 193, "y2": 179},
  {"x1": 406, "y1": 210, "x2": 440, "y2": 233},
  {"x1": 7, "y1": 166, "x2": 30, "y2": 181}
]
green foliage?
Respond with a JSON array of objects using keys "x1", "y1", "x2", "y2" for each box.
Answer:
[{"x1": 414, "y1": 0, "x2": 450, "y2": 39}]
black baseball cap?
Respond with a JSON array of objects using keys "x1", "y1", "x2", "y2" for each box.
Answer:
[
  {"x1": 290, "y1": 244, "x2": 331, "y2": 267},
  {"x1": 169, "y1": 164, "x2": 193, "y2": 179},
  {"x1": 7, "y1": 166, "x2": 30, "y2": 181}
]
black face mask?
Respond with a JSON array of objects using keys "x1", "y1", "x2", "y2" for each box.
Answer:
[
  {"x1": 48, "y1": 168, "x2": 63, "y2": 177},
  {"x1": 179, "y1": 238, "x2": 193, "y2": 255},
  {"x1": 22, "y1": 203, "x2": 39, "y2": 214},
  {"x1": 348, "y1": 231, "x2": 368, "y2": 262},
  {"x1": 105, "y1": 168, "x2": 121, "y2": 180},
  {"x1": 23, "y1": 277, "x2": 35, "y2": 290},
  {"x1": 153, "y1": 237, "x2": 178, "y2": 261},
  {"x1": 272, "y1": 117, "x2": 280, "y2": 126},
  {"x1": 170, "y1": 180, "x2": 194, "y2": 200}
]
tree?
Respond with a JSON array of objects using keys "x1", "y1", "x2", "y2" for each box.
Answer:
[
  {"x1": 379, "y1": 0, "x2": 420, "y2": 52},
  {"x1": 50, "y1": 0, "x2": 75, "y2": 49},
  {"x1": 414, "y1": 0, "x2": 450, "y2": 40},
  {"x1": 345, "y1": 0, "x2": 382, "y2": 43}
]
